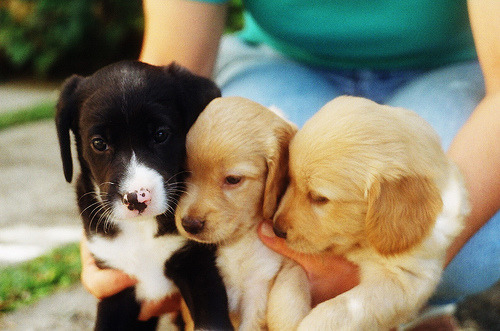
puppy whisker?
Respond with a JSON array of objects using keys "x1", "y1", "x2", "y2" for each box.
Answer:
[
  {"x1": 80, "y1": 200, "x2": 104, "y2": 218},
  {"x1": 78, "y1": 190, "x2": 110, "y2": 203},
  {"x1": 98, "y1": 181, "x2": 117, "y2": 188},
  {"x1": 101, "y1": 208, "x2": 116, "y2": 235},
  {"x1": 87, "y1": 201, "x2": 113, "y2": 234},
  {"x1": 93, "y1": 203, "x2": 114, "y2": 234},
  {"x1": 163, "y1": 202, "x2": 177, "y2": 217},
  {"x1": 168, "y1": 188, "x2": 190, "y2": 199},
  {"x1": 87, "y1": 204, "x2": 104, "y2": 234},
  {"x1": 78, "y1": 191, "x2": 99, "y2": 202}
]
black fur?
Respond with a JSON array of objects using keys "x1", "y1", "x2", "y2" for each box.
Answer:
[
  {"x1": 55, "y1": 61, "x2": 232, "y2": 330},
  {"x1": 454, "y1": 280, "x2": 500, "y2": 330},
  {"x1": 96, "y1": 287, "x2": 159, "y2": 331}
]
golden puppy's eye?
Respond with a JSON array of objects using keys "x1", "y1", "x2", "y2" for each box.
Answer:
[
  {"x1": 309, "y1": 193, "x2": 329, "y2": 204},
  {"x1": 225, "y1": 175, "x2": 242, "y2": 185}
]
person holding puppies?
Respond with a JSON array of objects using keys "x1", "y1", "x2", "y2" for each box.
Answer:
[{"x1": 83, "y1": 0, "x2": 500, "y2": 326}]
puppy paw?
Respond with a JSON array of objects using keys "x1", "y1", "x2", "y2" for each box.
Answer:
[{"x1": 297, "y1": 298, "x2": 380, "y2": 331}]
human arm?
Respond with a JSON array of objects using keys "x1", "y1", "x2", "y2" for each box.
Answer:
[
  {"x1": 445, "y1": 0, "x2": 500, "y2": 264},
  {"x1": 139, "y1": 0, "x2": 228, "y2": 77}
]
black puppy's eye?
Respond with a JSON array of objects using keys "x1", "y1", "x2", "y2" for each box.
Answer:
[
  {"x1": 153, "y1": 128, "x2": 170, "y2": 144},
  {"x1": 91, "y1": 137, "x2": 108, "y2": 152},
  {"x1": 225, "y1": 175, "x2": 242, "y2": 185}
]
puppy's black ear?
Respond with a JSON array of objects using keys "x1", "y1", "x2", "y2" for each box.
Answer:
[
  {"x1": 55, "y1": 74, "x2": 83, "y2": 183},
  {"x1": 165, "y1": 63, "x2": 221, "y2": 130}
]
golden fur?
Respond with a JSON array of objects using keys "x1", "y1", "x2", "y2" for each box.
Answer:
[
  {"x1": 175, "y1": 97, "x2": 309, "y2": 330},
  {"x1": 273, "y1": 96, "x2": 469, "y2": 329},
  {"x1": 177, "y1": 96, "x2": 296, "y2": 243}
]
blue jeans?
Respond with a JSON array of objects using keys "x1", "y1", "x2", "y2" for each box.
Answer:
[{"x1": 214, "y1": 35, "x2": 500, "y2": 303}]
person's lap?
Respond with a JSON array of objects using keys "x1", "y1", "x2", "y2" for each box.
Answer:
[
  {"x1": 214, "y1": 35, "x2": 499, "y2": 303},
  {"x1": 215, "y1": 36, "x2": 341, "y2": 126}
]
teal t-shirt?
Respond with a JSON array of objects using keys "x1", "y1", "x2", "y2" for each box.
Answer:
[{"x1": 200, "y1": 0, "x2": 476, "y2": 69}]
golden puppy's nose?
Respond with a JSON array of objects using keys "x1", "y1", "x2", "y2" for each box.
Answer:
[
  {"x1": 272, "y1": 215, "x2": 289, "y2": 239},
  {"x1": 181, "y1": 217, "x2": 205, "y2": 234},
  {"x1": 272, "y1": 225, "x2": 287, "y2": 239}
]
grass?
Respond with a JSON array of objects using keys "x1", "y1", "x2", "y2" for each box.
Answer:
[
  {"x1": 0, "y1": 101, "x2": 81, "y2": 313},
  {"x1": 0, "y1": 101, "x2": 56, "y2": 131},
  {"x1": 0, "y1": 243, "x2": 81, "y2": 312}
]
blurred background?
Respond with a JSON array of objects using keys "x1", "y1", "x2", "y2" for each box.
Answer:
[
  {"x1": 0, "y1": 0, "x2": 243, "y2": 79},
  {"x1": 0, "y1": 0, "x2": 143, "y2": 79},
  {"x1": 0, "y1": 1, "x2": 242, "y2": 329}
]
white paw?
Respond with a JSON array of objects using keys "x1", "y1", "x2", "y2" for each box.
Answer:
[{"x1": 297, "y1": 299, "x2": 379, "y2": 331}]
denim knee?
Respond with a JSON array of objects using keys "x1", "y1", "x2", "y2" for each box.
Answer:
[
  {"x1": 387, "y1": 61, "x2": 484, "y2": 150},
  {"x1": 214, "y1": 36, "x2": 342, "y2": 127}
]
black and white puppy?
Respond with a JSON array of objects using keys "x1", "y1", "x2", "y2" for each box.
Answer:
[{"x1": 55, "y1": 61, "x2": 232, "y2": 331}]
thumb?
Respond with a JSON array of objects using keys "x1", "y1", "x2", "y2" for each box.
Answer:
[
  {"x1": 258, "y1": 220, "x2": 313, "y2": 266},
  {"x1": 258, "y1": 220, "x2": 360, "y2": 306}
]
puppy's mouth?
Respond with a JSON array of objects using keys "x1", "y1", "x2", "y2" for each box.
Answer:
[
  {"x1": 286, "y1": 232, "x2": 359, "y2": 255},
  {"x1": 278, "y1": 228, "x2": 329, "y2": 254},
  {"x1": 178, "y1": 216, "x2": 238, "y2": 244}
]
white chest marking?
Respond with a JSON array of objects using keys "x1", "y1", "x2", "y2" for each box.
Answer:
[
  {"x1": 217, "y1": 230, "x2": 282, "y2": 313},
  {"x1": 88, "y1": 219, "x2": 187, "y2": 301}
]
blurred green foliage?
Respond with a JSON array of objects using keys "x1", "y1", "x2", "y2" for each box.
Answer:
[
  {"x1": 0, "y1": 101, "x2": 56, "y2": 131},
  {"x1": 0, "y1": 0, "x2": 144, "y2": 77},
  {"x1": 0, "y1": 0, "x2": 244, "y2": 78},
  {"x1": 0, "y1": 243, "x2": 81, "y2": 312},
  {"x1": 227, "y1": 0, "x2": 244, "y2": 33}
]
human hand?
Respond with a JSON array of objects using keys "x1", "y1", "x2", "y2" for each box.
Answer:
[
  {"x1": 258, "y1": 220, "x2": 360, "y2": 306},
  {"x1": 80, "y1": 238, "x2": 181, "y2": 321}
]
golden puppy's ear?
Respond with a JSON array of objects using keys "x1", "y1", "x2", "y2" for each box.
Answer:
[
  {"x1": 365, "y1": 176, "x2": 443, "y2": 255},
  {"x1": 262, "y1": 124, "x2": 296, "y2": 219}
]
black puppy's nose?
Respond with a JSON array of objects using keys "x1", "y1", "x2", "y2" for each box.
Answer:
[
  {"x1": 122, "y1": 189, "x2": 150, "y2": 213},
  {"x1": 273, "y1": 226, "x2": 287, "y2": 239},
  {"x1": 181, "y1": 217, "x2": 205, "y2": 234}
]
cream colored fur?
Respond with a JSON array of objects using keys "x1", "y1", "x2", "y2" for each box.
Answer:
[
  {"x1": 272, "y1": 96, "x2": 469, "y2": 330},
  {"x1": 175, "y1": 97, "x2": 309, "y2": 330}
]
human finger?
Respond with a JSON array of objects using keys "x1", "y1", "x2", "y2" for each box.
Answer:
[{"x1": 258, "y1": 220, "x2": 360, "y2": 305}]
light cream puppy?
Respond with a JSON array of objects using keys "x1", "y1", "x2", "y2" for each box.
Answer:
[
  {"x1": 273, "y1": 96, "x2": 469, "y2": 330},
  {"x1": 175, "y1": 97, "x2": 310, "y2": 330}
]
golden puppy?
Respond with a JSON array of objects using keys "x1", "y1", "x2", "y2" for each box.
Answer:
[
  {"x1": 175, "y1": 97, "x2": 310, "y2": 330},
  {"x1": 273, "y1": 96, "x2": 469, "y2": 330}
]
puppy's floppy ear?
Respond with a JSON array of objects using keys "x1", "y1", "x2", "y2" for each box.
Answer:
[
  {"x1": 164, "y1": 63, "x2": 221, "y2": 130},
  {"x1": 262, "y1": 123, "x2": 297, "y2": 219},
  {"x1": 55, "y1": 74, "x2": 83, "y2": 183},
  {"x1": 365, "y1": 176, "x2": 443, "y2": 255}
]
